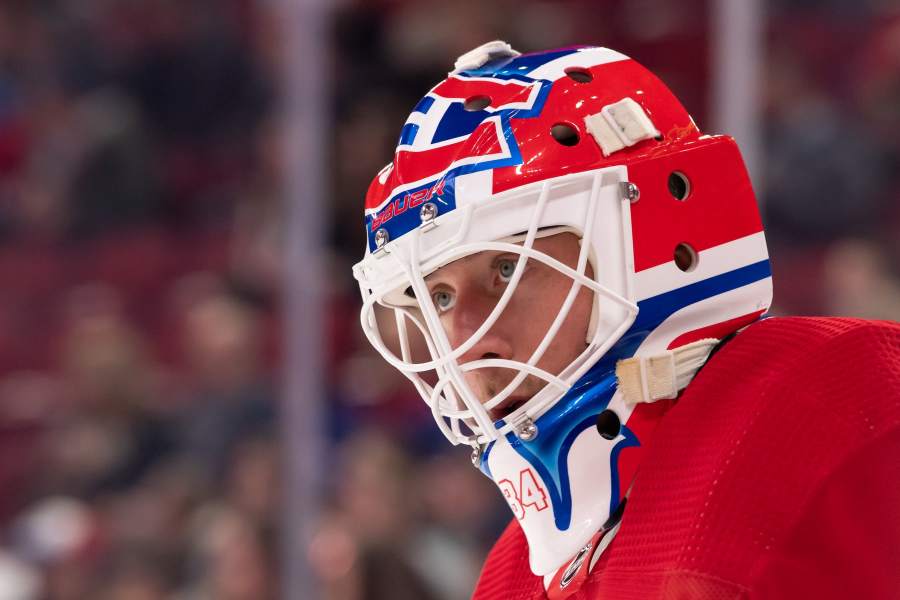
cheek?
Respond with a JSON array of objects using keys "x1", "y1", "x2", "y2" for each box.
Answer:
[{"x1": 514, "y1": 274, "x2": 593, "y2": 351}]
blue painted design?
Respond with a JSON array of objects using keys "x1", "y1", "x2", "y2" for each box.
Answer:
[
  {"x1": 505, "y1": 372, "x2": 618, "y2": 530},
  {"x1": 366, "y1": 53, "x2": 558, "y2": 251},
  {"x1": 492, "y1": 330, "x2": 646, "y2": 530},
  {"x1": 366, "y1": 80, "x2": 554, "y2": 250},
  {"x1": 490, "y1": 261, "x2": 772, "y2": 530},
  {"x1": 633, "y1": 260, "x2": 771, "y2": 331},
  {"x1": 412, "y1": 95, "x2": 435, "y2": 114},
  {"x1": 398, "y1": 123, "x2": 419, "y2": 146},
  {"x1": 479, "y1": 440, "x2": 496, "y2": 479},
  {"x1": 365, "y1": 176, "x2": 459, "y2": 250},
  {"x1": 432, "y1": 102, "x2": 492, "y2": 144}
]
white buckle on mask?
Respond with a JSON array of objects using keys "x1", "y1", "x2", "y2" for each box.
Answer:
[
  {"x1": 584, "y1": 98, "x2": 661, "y2": 157},
  {"x1": 452, "y1": 40, "x2": 521, "y2": 73},
  {"x1": 615, "y1": 338, "x2": 719, "y2": 404}
]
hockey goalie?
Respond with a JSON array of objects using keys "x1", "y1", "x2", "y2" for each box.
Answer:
[{"x1": 351, "y1": 41, "x2": 900, "y2": 599}]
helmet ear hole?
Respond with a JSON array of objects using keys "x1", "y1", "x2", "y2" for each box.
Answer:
[
  {"x1": 674, "y1": 243, "x2": 698, "y2": 272},
  {"x1": 464, "y1": 95, "x2": 492, "y2": 111},
  {"x1": 668, "y1": 171, "x2": 691, "y2": 200},
  {"x1": 565, "y1": 67, "x2": 593, "y2": 83},
  {"x1": 551, "y1": 123, "x2": 580, "y2": 146},
  {"x1": 596, "y1": 409, "x2": 621, "y2": 440}
]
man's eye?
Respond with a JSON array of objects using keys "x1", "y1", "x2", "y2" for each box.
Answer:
[
  {"x1": 497, "y1": 259, "x2": 517, "y2": 282},
  {"x1": 432, "y1": 290, "x2": 456, "y2": 312}
]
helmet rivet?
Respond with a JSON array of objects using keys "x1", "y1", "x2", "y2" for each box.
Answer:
[
  {"x1": 374, "y1": 228, "x2": 389, "y2": 248},
  {"x1": 620, "y1": 181, "x2": 640, "y2": 203},
  {"x1": 515, "y1": 417, "x2": 538, "y2": 442},
  {"x1": 420, "y1": 202, "x2": 438, "y2": 223},
  {"x1": 470, "y1": 445, "x2": 482, "y2": 467}
]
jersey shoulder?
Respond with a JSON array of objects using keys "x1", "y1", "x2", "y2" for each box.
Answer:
[
  {"x1": 738, "y1": 315, "x2": 899, "y2": 354},
  {"x1": 591, "y1": 316, "x2": 900, "y2": 595},
  {"x1": 705, "y1": 315, "x2": 900, "y2": 410}
]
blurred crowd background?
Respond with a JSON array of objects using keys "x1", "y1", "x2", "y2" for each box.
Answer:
[{"x1": 0, "y1": 0, "x2": 897, "y2": 599}]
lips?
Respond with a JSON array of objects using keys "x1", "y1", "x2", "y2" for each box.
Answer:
[{"x1": 489, "y1": 396, "x2": 530, "y2": 421}]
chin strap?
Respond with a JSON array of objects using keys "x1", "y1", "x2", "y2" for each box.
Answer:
[{"x1": 615, "y1": 338, "x2": 720, "y2": 404}]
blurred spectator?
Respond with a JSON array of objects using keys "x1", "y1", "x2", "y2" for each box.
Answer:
[
  {"x1": 179, "y1": 506, "x2": 276, "y2": 600},
  {"x1": 224, "y1": 434, "x2": 279, "y2": 531},
  {"x1": 310, "y1": 430, "x2": 441, "y2": 600},
  {"x1": 35, "y1": 283, "x2": 171, "y2": 499},
  {"x1": 762, "y1": 40, "x2": 889, "y2": 243},
  {"x1": 89, "y1": 544, "x2": 174, "y2": 600},
  {"x1": 411, "y1": 453, "x2": 507, "y2": 600},
  {"x1": 10, "y1": 496, "x2": 98, "y2": 600},
  {"x1": 66, "y1": 90, "x2": 161, "y2": 240},
  {"x1": 171, "y1": 278, "x2": 276, "y2": 479}
]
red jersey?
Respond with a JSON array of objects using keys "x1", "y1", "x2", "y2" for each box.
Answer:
[{"x1": 472, "y1": 317, "x2": 900, "y2": 599}]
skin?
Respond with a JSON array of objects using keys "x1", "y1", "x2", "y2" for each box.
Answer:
[{"x1": 423, "y1": 232, "x2": 594, "y2": 419}]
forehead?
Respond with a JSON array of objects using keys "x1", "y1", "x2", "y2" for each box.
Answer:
[{"x1": 425, "y1": 232, "x2": 581, "y2": 281}]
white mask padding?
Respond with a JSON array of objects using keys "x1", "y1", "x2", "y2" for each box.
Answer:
[
  {"x1": 452, "y1": 40, "x2": 520, "y2": 74},
  {"x1": 583, "y1": 97, "x2": 661, "y2": 157},
  {"x1": 356, "y1": 172, "x2": 639, "y2": 444}
]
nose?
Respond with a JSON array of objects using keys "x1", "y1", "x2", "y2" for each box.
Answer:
[{"x1": 446, "y1": 290, "x2": 514, "y2": 364}]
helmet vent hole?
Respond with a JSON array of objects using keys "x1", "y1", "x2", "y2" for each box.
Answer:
[
  {"x1": 551, "y1": 123, "x2": 580, "y2": 146},
  {"x1": 596, "y1": 409, "x2": 621, "y2": 440},
  {"x1": 674, "y1": 243, "x2": 698, "y2": 272},
  {"x1": 565, "y1": 67, "x2": 593, "y2": 84},
  {"x1": 668, "y1": 171, "x2": 691, "y2": 200},
  {"x1": 464, "y1": 95, "x2": 491, "y2": 112}
]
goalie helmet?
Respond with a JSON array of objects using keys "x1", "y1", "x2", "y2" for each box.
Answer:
[{"x1": 352, "y1": 42, "x2": 773, "y2": 576}]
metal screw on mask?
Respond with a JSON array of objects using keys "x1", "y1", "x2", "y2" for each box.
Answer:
[
  {"x1": 420, "y1": 202, "x2": 438, "y2": 224},
  {"x1": 374, "y1": 228, "x2": 389, "y2": 249},
  {"x1": 470, "y1": 445, "x2": 483, "y2": 467},
  {"x1": 620, "y1": 181, "x2": 640, "y2": 203},
  {"x1": 515, "y1": 417, "x2": 539, "y2": 441}
]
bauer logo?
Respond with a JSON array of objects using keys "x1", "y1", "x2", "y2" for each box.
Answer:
[{"x1": 369, "y1": 178, "x2": 446, "y2": 232}]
